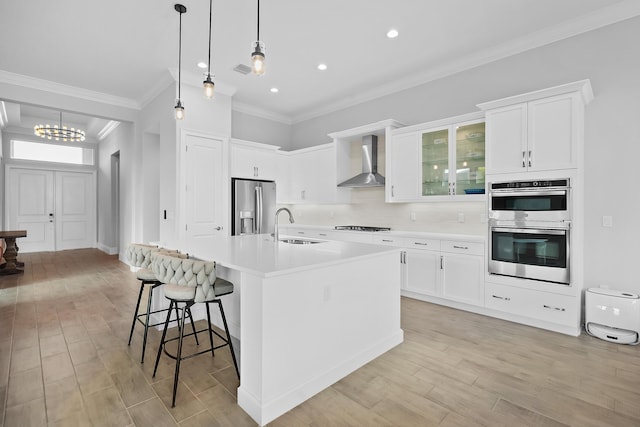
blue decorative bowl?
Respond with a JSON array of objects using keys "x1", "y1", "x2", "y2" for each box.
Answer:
[{"x1": 464, "y1": 188, "x2": 485, "y2": 194}]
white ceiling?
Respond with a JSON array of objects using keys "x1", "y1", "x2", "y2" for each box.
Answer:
[{"x1": 1, "y1": 0, "x2": 639, "y2": 134}]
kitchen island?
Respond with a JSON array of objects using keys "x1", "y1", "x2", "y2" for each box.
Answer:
[{"x1": 189, "y1": 234, "x2": 403, "y2": 426}]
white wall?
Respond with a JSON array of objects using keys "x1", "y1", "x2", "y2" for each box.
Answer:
[
  {"x1": 97, "y1": 122, "x2": 135, "y2": 257},
  {"x1": 232, "y1": 110, "x2": 292, "y2": 149},
  {"x1": 283, "y1": 17, "x2": 640, "y2": 294}
]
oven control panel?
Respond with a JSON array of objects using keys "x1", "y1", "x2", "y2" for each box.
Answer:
[{"x1": 490, "y1": 179, "x2": 569, "y2": 190}]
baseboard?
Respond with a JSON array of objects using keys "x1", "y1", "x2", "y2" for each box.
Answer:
[{"x1": 97, "y1": 243, "x2": 118, "y2": 255}]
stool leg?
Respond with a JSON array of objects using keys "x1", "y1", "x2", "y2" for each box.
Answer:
[
  {"x1": 172, "y1": 301, "x2": 193, "y2": 407},
  {"x1": 205, "y1": 303, "x2": 215, "y2": 357},
  {"x1": 140, "y1": 282, "x2": 159, "y2": 363},
  {"x1": 217, "y1": 300, "x2": 239, "y2": 379},
  {"x1": 186, "y1": 307, "x2": 200, "y2": 345},
  {"x1": 153, "y1": 300, "x2": 174, "y2": 378},
  {"x1": 128, "y1": 281, "x2": 146, "y2": 345}
]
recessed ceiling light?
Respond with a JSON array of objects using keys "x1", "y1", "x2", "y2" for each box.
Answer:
[
  {"x1": 386, "y1": 29, "x2": 399, "y2": 39},
  {"x1": 270, "y1": 87, "x2": 279, "y2": 93},
  {"x1": 317, "y1": 63, "x2": 328, "y2": 71},
  {"x1": 197, "y1": 62, "x2": 207, "y2": 69}
]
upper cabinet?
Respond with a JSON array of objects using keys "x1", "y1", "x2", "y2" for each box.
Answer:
[
  {"x1": 478, "y1": 80, "x2": 593, "y2": 175},
  {"x1": 387, "y1": 112, "x2": 485, "y2": 202},
  {"x1": 230, "y1": 139, "x2": 280, "y2": 180}
]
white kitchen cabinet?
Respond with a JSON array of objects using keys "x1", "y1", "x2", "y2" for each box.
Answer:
[
  {"x1": 403, "y1": 247, "x2": 441, "y2": 296},
  {"x1": 440, "y1": 240, "x2": 484, "y2": 305},
  {"x1": 479, "y1": 80, "x2": 593, "y2": 175},
  {"x1": 285, "y1": 144, "x2": 349, "y2": 204},
  {"x1": 386, "y1": 131, "x2": 420, "y2": 201},
  {"x1": 387, "y1": 112, "x2": 485, "y2": 202},
  {"x1": 485, "y1": 282, "x2": 579, "y2": 328},
  {"x1": 230, "y1": 139, "x2": 280, "y2": 180}
]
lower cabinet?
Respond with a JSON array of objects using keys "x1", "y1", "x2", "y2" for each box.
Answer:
[
  {"x1": 485, "y1": 282, "x2": 579, "y2": 327},
  {"x1": 373, "y1": 235, "x2": 485, "y2": 308}
]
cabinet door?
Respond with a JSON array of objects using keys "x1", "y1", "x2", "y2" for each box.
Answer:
[
  {"x1": 528, "y1": 94, "x2": 577, "y2": 171},
  {"x1": 230, "y1": 144, "x2": 278, "y2": 180},
  {"x1": 441, "y1": 253, "x2": 484, "y2": 306},
  {"x1": 404, "y1": 249, "x2": 441, "y2": 296},
  {"x1": 454, "y1": 121, "x2": 486, "y2": 195},
  {"x1": 421, "y1": 127, "x2": 451, "y2": 196},
  {"x1": 387, "y1": 132, "x2": 420, "y2": 201},
  {"x1": 485, "y1": 104, "x2": 527, "y2": 174},
  {"x1": 288, "y1": 146, "x2": 335, "y2": 203}
]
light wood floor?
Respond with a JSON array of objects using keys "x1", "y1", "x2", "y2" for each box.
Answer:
[{"x1": 1, "y1": 249, "x2": 638, "y2": 426}]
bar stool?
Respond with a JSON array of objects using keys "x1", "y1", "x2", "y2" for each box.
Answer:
[
  {"x1": 151, "y1": 253, "x2": 239, "y2": 407},
  {"x1": 126, "y1": 244, "x2": 198, "y2": 363}
]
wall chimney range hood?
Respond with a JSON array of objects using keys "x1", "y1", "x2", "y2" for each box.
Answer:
[{"x1": 338, "y1": 135, "x2": 385, "y2": 188}]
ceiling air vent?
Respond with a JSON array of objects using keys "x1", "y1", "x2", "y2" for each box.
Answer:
[{"x1": 233, "y1": 64, "x2": 252, "y2": 75}]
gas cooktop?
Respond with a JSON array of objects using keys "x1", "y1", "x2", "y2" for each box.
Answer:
[{"x1": 334, "y1": 225, "x2": 391, "y2": 232}]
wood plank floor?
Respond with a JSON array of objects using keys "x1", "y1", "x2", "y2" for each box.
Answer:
[{"x1": 1, "y1": 249, "x2": 638, "y2": 426}]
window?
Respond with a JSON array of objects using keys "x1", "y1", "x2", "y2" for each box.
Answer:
[{"x1": 11, "y1": 140, "x2": 94, "y2": 165}]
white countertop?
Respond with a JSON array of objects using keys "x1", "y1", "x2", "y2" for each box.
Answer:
[{"x1": 189, "y1": 234, "x2": 400, "y2": 278}]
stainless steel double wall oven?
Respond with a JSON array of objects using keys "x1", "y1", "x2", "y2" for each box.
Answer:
[{"x1": 488, "y1": 179, "x2": 571, "y2": 285}]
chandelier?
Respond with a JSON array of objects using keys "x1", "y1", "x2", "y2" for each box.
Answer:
[{"x1": 34, "y1": 112, "x2": 86, "y2": 142}]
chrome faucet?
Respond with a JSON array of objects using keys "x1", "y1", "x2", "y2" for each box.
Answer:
[{"x1": 274, "y1": 207, "x2": 294, "y2": 242}]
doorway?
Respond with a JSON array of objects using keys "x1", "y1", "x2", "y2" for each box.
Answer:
[
  {"x1": 111, "y1": 151, "x2": 120, "y2": 254},
  {"x1": 6, "y1": 167, "x2": 96, "y2": 253}
]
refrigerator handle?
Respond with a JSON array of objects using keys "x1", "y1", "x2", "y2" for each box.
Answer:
[{"x1": 255, "y1": 185, "x2": 263, "y2": 234}]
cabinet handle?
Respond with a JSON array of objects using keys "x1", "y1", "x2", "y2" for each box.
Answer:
[
  {"x1": 301, "y1": 190, "x2": 306, "y2": 200},
  {"x1": 318, "y1": 233, "x2": 327, "y2": 236},
  {"x1": 391, "y1": 185, "x2": 395, "y2": 198},
  {"x1": 453, "y1": 245, "x2": 469, "y2": 250},
  {"x1": 492, "y1": 294, "x2": 511, "y2": 301},
  {"x1": 413, "y1": 242, "x2": 429, "y2": 246},
  {"x1": 298, "y1": 231, "x2": 305, "y2": 235},
  {"x1": 382, "y1": 239, "x2": 393, "y2": 242},
  {"x1": 400, "y1": 251, "x2": 406, "y2": 264},
  {"x1": 528, "y1": 150, "x2": 532, "y2": 168},
  {"x1": 440, "y1": 255, "x2": 443, "y2": 269},
  {"x1": 543, "y1": 304, "x2": 566, "y2": 312},
  {"x1": 522, "y1": 151, "x2": 526, "y2": 168},
  {"x1": 451, "y1": 182, "x2": 455, "y2": 195}
]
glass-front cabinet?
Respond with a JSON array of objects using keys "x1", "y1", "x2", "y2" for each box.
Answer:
[
  {"x1": 420, "y1": 118, "x2": 485, "y2": 198},
  {"x1": 387, "y1": 112, "x2": 485, "y2": 202}
]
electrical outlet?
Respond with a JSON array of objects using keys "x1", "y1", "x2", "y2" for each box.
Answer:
[
  {"x1": 329, "y1": 211, "x2": 335, "y2": 219},
  {"x1": 602, "y1": 215, "x2": 613, "y2": 227},
  {"x1": 457, "y1": 213, "x2": 465, "y2": 223},
  {"x1": 410, "y1": 212, "x2": 416, "y2": 221}
]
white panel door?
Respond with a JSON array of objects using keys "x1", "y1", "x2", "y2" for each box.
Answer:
[
  {"x1": 55, "y1": 171, "x2": 95, "y2": 250},
  {"x1": 184, "y1": 133, "x2": 225, "y2": 255},
  {"x1": 6, "y1": 167, "x2": 96, "y2": 253},
  {"x1": 8, "y1": 168, "x2": 55, "y2": 252}
]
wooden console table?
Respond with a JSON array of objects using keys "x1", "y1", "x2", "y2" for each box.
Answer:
[{"x1": 0, "y1": 230, "x2": 27, "y2": 275}]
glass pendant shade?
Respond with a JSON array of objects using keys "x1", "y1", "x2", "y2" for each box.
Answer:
[
  {"x1": 174, "y1": 100, "x2": 185, "y2": 120},
  {"x1": 203, "y1": 75, "x2": 215, "y2": 99},
  {"x1": 251, "y1": 41, "x2": 265, "y2": 75}
]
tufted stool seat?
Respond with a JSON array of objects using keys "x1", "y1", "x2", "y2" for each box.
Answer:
[
  {"x1": 151, "y1": 253, "x2": 239, "y2": 407},
  {"x1": 126, "y1": 243, "x2": 198, "y2": 363}
]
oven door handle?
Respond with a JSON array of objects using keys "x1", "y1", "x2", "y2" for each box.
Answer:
[
  {"x1": 490, "y1": 190, "x2": 567, "y2": 198},
  {"x1": 491, "y1": 227, "x2": 568, "y2": 235}
]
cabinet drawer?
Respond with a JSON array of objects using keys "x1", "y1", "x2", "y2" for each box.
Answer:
[
  {"x1": 372, "y1": 235, "x2": 406, "y2": 247},
  {"x1": 485, "y1": 282, "x2": 578, "y2": 326},
  {"x1": 441, "y1": 240, "x2": 483, "y2": 256},
  {"x1": 405, "y1": 238, "x2": 440, "y2": 251}
]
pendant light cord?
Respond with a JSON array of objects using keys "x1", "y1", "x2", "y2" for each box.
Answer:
[
  {"x1": 207, "y1": 0, "x2": 212, "y2": 76},
  {"x1": 257, "y1": 0, "x2": 260, "y2": 40},
  {"x1": 178, "y1": 9, "x2": 183, "y2": 99}
]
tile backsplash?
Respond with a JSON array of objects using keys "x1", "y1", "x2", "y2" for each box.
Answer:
[{"x1": 285, "y1": 186, "x2": 487, "y2": 236}]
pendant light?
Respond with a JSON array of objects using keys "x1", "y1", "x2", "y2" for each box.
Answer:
[
  {"x1": 174, "y1": 4, "x2": 187, "y2": 120},
  {"x1": 251, "y1": 0, "x2": 265, "y2": 75},
  {"x1": 203, "y1": 0, "x2": 215, "y2": 98}
]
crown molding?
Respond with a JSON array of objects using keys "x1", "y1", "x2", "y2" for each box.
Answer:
[
  {"x1": 0, "y1": 70, "x2": 140, "y2": 110},
  {"x1": 290, "y1": 0, "x2": 640, "y2": 124},
  {"x1": 97, "y1": 120, "x2": 121, "y2": 141},
  {"x1": 232, "y1": 101, "x2": 293, "y2": 125}
]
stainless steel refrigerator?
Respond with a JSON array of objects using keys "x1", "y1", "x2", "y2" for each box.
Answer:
[{"x1": 231, "y1": 178, "x2": 277, "y2": 236}]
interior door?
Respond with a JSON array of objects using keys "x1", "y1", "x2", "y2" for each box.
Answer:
[
  {"x1": 183, "y1": 132, "x2": 225, "y2": 255},
  {"x1": 55, "y1": 171, "x2": 96, "y2": 250},
  {"x1": 6, "y1": 167, "x2": 96, "y2": 253},
  {"x1": 7, "y1": 168, "x2": 55, "y2": 252}
]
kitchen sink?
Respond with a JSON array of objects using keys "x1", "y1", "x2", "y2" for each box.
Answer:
[{"x1": 279, "y1": 238, "x2": 324, "y2": 245}]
